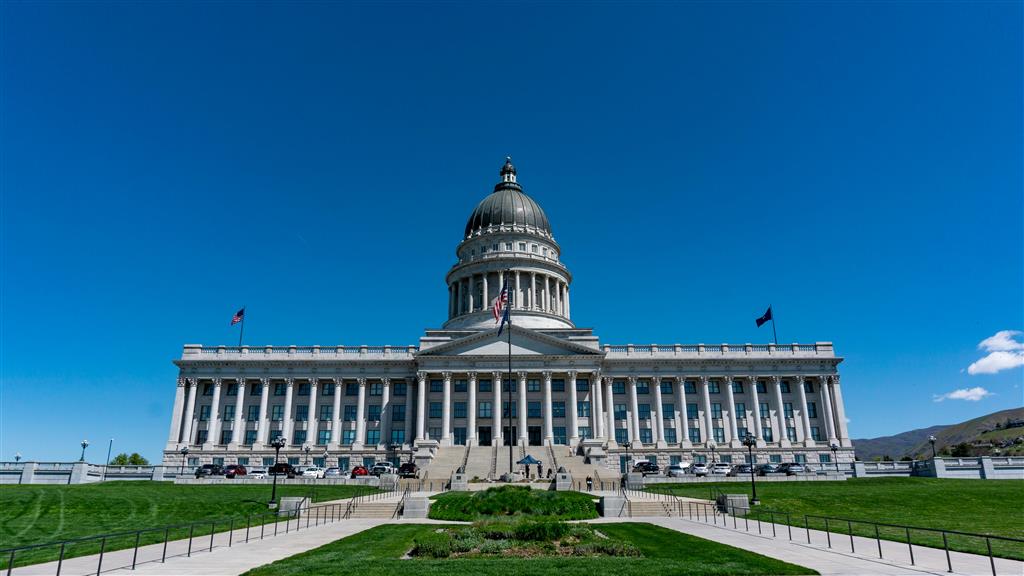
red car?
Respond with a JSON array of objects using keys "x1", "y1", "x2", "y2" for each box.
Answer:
[
  {"x1": 224, "y1": 464, "x2": 247, "y2": 479},
  {"x1": 350, "y1": 465, "x2": 369, "y2": 478}
]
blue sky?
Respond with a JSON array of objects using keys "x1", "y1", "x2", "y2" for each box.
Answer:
[{"x1": 1, "y1": 2, "x2": 1021, "y2": 463}]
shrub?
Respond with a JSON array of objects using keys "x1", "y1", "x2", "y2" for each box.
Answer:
[
  {"x1": 478, "y1": 539, "x2": 511, "y2": 554},
  {"x1": 429, "y1": 485, "x2": 598, "y2": 520},
  {"x1": 412, "y1": 532, "x2": 452, "y2": 558},
  {"x1": 513, "y1": 519, "x2": 571, "y2": 541}
]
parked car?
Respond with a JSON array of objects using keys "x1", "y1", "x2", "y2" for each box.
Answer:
[
  {"x1": 756, "y1": 463, "x2": 781, "y2": 476},
  {"x1": 691, "y1": 463, "x2": 709, "y2": 476},
  {"x1": 710, "y1": 462, "x2": 732, "y2": 475},
  {"x1": 632, "y1": 461, "x2": 661, "y2": 476},
  {"x1": 728, "y1": 464, "x2": 753, "y2": 477},
  {"x1": 248, "y1": 468, "x2": 267, "y2": 479},
  {"x1": 398, "y1": 462, "x2": 419, "y2": 479},
  {"x1": 269, "y1": 463, "x2": 296, "y2": 478},
  {"x1": 666, "y1": 463, "x2": 690, "y2": 478},
  {"x1": 302, "y1": 466, "x2": 325, "y2": 479},
  {"x1": 223, "y1": 464, "x2": 247, "y2": 479},
  {"x1": 194, "y1": 464, "x2": 224, "y2": 478},
  {"x1": 350, "y1": 465, "x2": 369, "y2": 478},
  {"x1": 370, "y1": 462, "x2": 395, "y2": 476},
  {"x1": 779, "y1": 463, "x2": 806, "y2": 476},
  {"x1": 324, "y1": 467, "x2": 344, "y2": 478}
]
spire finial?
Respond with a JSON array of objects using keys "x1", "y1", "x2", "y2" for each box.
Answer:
[{"x1": 501, "y1": 156, "x2": 517, "y2": 183}]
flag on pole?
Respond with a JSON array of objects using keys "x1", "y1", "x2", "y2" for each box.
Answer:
[
  {"x1": 231, "y1": 308, "x2": 245, "y2": 326},
  {"x1": 495, "y1": 277, "x2": 510, "y2": 336},
  {"x1": 755, "y1": 306, "x2": 772, "y2": 328}
]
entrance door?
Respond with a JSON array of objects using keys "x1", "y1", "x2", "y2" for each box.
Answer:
[
  {"x1": 502, "y1": 426, "x2": 517, "y2": 442},
  {"x1": 528, "y1": 426, "x2": 542, "y2": 446},
  {"x1": 479, "y1": 427, "x2": 492, "y2": 446}
]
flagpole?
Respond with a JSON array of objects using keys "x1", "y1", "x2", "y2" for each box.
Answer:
[
  {"x1": 238, "y1": 306, "x2": 246, "y2": 347},
  {"x1": 506, "y1": 269, "x2": 513, "y2": 476},
  {"x1": 771, "y1": 306, "x2": 778, "y2": 345}
]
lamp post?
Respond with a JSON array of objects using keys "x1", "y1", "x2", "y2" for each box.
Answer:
[
  {"x1": 79, "y1": 439, "x2": 89, "y2": 462},
  {"x1": 303, "y1": 444, "x2": 311, "y2": 465},
  {"x1": 622, "y1": 441, "x2": 632, "y2": 473},
  {"x1": 179, "y1": 446, "x2": 190, "y2": 476},
  {"x1": 928, "y1": 435, "x2": 937, "y2": 459},
  {"x1": 742, "y1": 434, "x2": 759, "y2": 505},
  {"x1": 322, "y1": 448, "x2": 329, "y2": 468},
  {"x1": 830, "y1": 443, "x2": 840, "y2": 473},
  {"x1": 708, "y1": 440, "x2": 717, "y2": 464},
  {"x1": 269, "y1": 436, "x2": 287, "y2": 506}
]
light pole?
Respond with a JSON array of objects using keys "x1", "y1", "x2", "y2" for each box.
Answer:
[
  {"x1": 322, "y1": 448, "x2": 329, "y2": 468},
  {"x1": 179, "y1": 445, "x2": 189, "y2": 476},
  {"x1": 623, "y1": 441, "x2": 632, "y2": 473},
  {"x1": 102, "y1": 438, "x2": 114, "y2": 482},
  {"x1": 79, "y1": 439, "x2": 89, "y2": 462},
  {"x1": 269, "y1": 436, "x2": 287, "y2": 506},
  {"x1": 742, "y1": 434, "x2": 759, "y2": 505},
  {"x1": 708, "y1": 440, "x2": 717, "y2": 464},
  {"x1": 928, "y1": 435, "x2": 937, "y2": 459},
  {"x1": 830, "y1": 443, "x2": 840, "y2": 473},
  {"x1": 303, "y1": 444, "x2": 311, "y2": 465}
]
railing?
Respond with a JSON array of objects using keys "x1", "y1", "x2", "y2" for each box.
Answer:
[
  {"x1": 601, "y1": 343, "x2": 834, "y2": 357},
  {"x1": 394, "y1": 486, "x2": 411, "y2": 519},
  {"x1": 186, "y1": 345, "x2": 419, "y2": 358}
]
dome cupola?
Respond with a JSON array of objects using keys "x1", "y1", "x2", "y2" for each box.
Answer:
[{"x1": 463, "y1": 157, "x2": 552, "y2": 240}]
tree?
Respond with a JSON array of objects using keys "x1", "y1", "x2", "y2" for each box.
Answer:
[
  {"x1": 950, "y1": 443, "x2": 972, "y2": 457},
  {"x1": 109, "y1": 452, "x2": 150, "y2": 465},
  {"x1": 899, "y1": 456, "x2": 913, "y2": 462}
]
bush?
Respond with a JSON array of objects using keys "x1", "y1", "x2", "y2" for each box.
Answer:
[
  {"x1": 478, "y1": 539, "x2": 511, "y2": 554},
  {"x1": 513, "y1": 519, "x2": 571, "y2": 541},
  {"x1": 429, "y1": 485, "x2": 599, "y2": 520},
  {"x1": 412, "y1": 532, "x2": 452, "y2": 558}
]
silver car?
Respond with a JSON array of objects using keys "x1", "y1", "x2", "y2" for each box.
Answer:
[{"x1": 691, "y1": 463, "x2": 709, "y2": 477}]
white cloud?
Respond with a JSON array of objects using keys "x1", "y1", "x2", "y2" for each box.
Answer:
[
  {"x1": 967, "y1": 330, "x2": 1024, "y2": 375},
  {"x1": 933, "y1": 387, "x2": 994, "y2": 402}
]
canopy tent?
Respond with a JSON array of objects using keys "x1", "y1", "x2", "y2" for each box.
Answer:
[{"x1": 517, "y1": 455, "x2": 542, "y2": 465}]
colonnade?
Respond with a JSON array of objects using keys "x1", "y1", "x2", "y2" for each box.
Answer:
[{"x1": 448, "y1": 270, "x2": 569, "y2": 319}]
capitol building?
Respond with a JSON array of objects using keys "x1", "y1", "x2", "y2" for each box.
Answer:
[{"x1": 163, "y1": 159, "x2": 853, "y2": 476}]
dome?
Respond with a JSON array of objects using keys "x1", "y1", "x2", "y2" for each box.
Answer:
[{"x1": 463, "y1": 158, "x2": 552, "y2": 238}]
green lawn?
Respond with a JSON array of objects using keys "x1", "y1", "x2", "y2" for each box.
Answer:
[
  {"x1": 647, "y1": 477, "x2": 1024, "y2": 559},
  {"x1": 428, "y1": 485, "x2": 599, "y2": 520},
  {"x1": 243, "y1": 522, "x2": 817, "y2": 575},
  {"x1": 0, "y1": 481, "x2": 373, "y2": 569}
]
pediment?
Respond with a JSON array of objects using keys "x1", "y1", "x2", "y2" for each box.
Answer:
[{"x1": 417, "y1": 325, "x2": 602, "y2": 358}]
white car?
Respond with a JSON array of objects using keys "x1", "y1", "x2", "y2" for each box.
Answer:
[
  {"x1": 248, "y1": 468, "x2": 267, "y2": 479},
  {"x1": 666, "y1": 463, "x2": 690, "y2": 478},
  {"x1": 369, "y1": 463, "x2": 395, "y2": 476},
  {"x1": 692, "y1": 463, "x2": 709, "y2": 477},
  {"x1": 711, "y1": 462, "x2": 732, "y2": 475},
  {"x1": 301, "y1": 466, "x2": 325, "y2": 478}
]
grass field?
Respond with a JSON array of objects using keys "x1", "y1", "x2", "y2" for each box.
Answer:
[
  {"x1": 428, "y1": 485, "x2": 599, "y2": 520},
  {"x1": 647, "y1": 477, "x2": 1024, "y2": 559},
  {"x1": 0, "y1": 481, "x2": 373, "y2": 568},
  {"x1": 242, "y1": 522, "x2": 817, "y2": 575}
]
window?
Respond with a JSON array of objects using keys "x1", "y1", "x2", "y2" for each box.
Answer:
[
  {"x1": 454, "y1": 428, "x2": 467, "y2": 445},
  {"x1": 684, "y1": 380, "x2": 697, "y2": 395},
  {"x1": 370, "y1": 382, "x2": 382, "y2": 396},
  {"x1": 795, "y1": 454, "x2": 807, "y2": 464},
  {"x1": 312, "y1": 457, "x2": 325, "y2": 467},
  {"x1": 430, "y1": 380, "x2": 443, "y2": 393},
  {"x1": 295, "y1": 405, "x2": 308, "y2": 421},
  {"x1": 732, "y1": 381, "x2": 744, "y2": 394},
  {"x1": 551, "y1": 402, "x2": 564, "y2": 418},
  {"x1": 392, "y1": 405, "x2": 405, "y2": 422},
  {"x1": 269, "y1": 430, "x2": 283, "y2": 442},
  {"x1": 694, "y1": 454, "x2": 707, "y2": 464},
  {"x1": 262, "y1": 457, "x2": 275, "y2": 466},
  {"x1": 553, "y1": 427, "x2": 566, "y2": 444},
  {"x1": 576, "y1": 379, "x2": 589, "y2": 392},
  {"x1": 639, "y1": 428, "x2": 652, "y2": 443},
  {"x1": 479, "y1": 402, "x2": 492, "y2": 418},
  {"x1": 720, "y1": 455, "x2": 732, "y2": 464},
  {"x1": 713, "y1": 427, "x2": 725, "y2": 442},
  {"x1": 636, "y1": 380, "x2": 650, "y2": 394},
  {"x1": 660, "y1": 381, "x2": 673, "y2": 394},
  {"x1": 480, "y1": 246, "x2": 487, "y2": 253},
  {"x1": 322, "y1": 383, "x2": 334, "y2": 396},
  {"x1": 507, "y1": 379, "x2": 516, "y2": 393},
  {"x1": 638, "y1": 404, "x2": 651, "y2": 420},
  {"x1": 787, "y1": 427, "x2": 797, "y2": 442},
  {"x1": 770, "y1": 454, "x2": 782, "y2": 463},
  {"x1": 784, "y1": 402, "x2": 794, "y2": 418},
  {"x1": 293, "y1": 430, "x2": 306, "y2": 445},
  {"x1": 552, "y1": 379, "x2": 565, "y2": 392},
  {"x1": 687, "y1": 403, "x2": 698, "y2": 420},
  {"x1": 737, "y1": 426, "x2": 749, "y2": 440},
  {"x1": 614, "y1": 404, "x2": 626, "y2": 420},
  {"x1": 613, "y1": 381, "x2": 625, "y2": 394},
  {"x1": 429, "y1": 402, "x2": 442, "y2": 419},
  {"x1": 220, "y1": 430, "x2": 231, "y2": 444},
  {"x1": 366, "y1": 430, "x2": 380, "y2": 445},
  {"x1": 345, "y1": 383, "x2": 358, "y2": 396},
  {"x1": 531, "y1": 244, "x2": 538, "y2": 253},
  {"x1": 708, "y1": 381, "x2": 721, "y2": 394},
  {"x1": 244, "y1": 430, "x2": 257, "y2": 445},
  {"x1": 391, "y1": 429, "x2": 405, "y2": 444},
  {"x1": 615, "y1": 428, "x2": 628, "y2": 443},
  {"x1": 689, "y1": 428, "x2": 701, "y2": 442},
  {"x1": 454, "y1": 402, "x2": 467, "y2": 419},
  {"x1": 223, "y1": 405, "x2": 235, "y2": 420},
  {"x1": 213, "y1": 457, "x2": 224, "y2": 465},
  {"x1": 579, "y1": 426, "x2": 591, "y2": 440},
  {"x1": 393, "y1": 382, "x2": 407, "y2": 396},
  {"x1": 806, "y1": 402, "x2": 817, "y2": 419},
  {"x1": 428, "y1": 427, "x2": 441, "y2": 440},
  {"x1": 811, "y1": 427, "x2": 822, "y2": 441},
  {"x1": 528, "y1": 379, "x2": 540, "y2": 392},
  {"x1": 759, "y1": 403, "x2": 770, "y2": 419},
  {"x1": 711, "y1": 403, "x2": 722, "y2": 419},
  {"x1": 781, "y1": 381, "x2": 791, "y2": 393},
  {"x1": 518, "y1": 242, "x2": 526, "y2": 251},
  {"x1": 319, "y1": 405, "x2": 332, "y2": 421},
  {"x1": 298, "y1": 383, "x2": 310, "y2": 396},
  {"x1": 203, "y1": 383, "x2": 213, "y2": 396},
  {"x1": 528, "y1": 402, "x2": 541, "y2": 418},
  {"x1": 271, "y1": 405, "x2": 284, "y2": 421},
  {"x1": 454, "y1": 379, "x2": 467, "y2": 393},
  {"x1": 368, "y1": 405, "x2": 381, "y2": 421},
  {"x1": 662, "y1": 403, "x2": 674, "y2": 418},
  {"x1": 250, "y1": 383, "x2": 260, "y2": 396},
  {"x1": 664, "y1": 428, "x2": 677, "y2": 443},
  {"x1": 344, "y1": 405, "x2": 357, "y2": 421},
  {"x1": 227, "y1": 382, "x2": 238, "y2": 396},
  {"x1": 756, "y1": 381, "x2": 767, "y2": 394},
  {"x1": 577, "y1": 401, "x2": 591, "y2": 417},
  {"x1": 502, "y1": 401, "x2": 516, "y2": 417},
  {"x1": 505, "y1": 242, "x2": 512, "y2": 251},
  {"x1": 804, "y1": 381, "x2": 814, "y2": 393},
  {"x1": 317, "y1": 429, "x2": 331, "y2": 445},
  {"x1": 763, "y1": 428, "x2": 774, "y2": 442},
  {"x1": 736, "y1": 402, "x2": 746, "y2": 418},
  {"x1": 479, "y1": 379, "x2": 492, "y2": 393}
]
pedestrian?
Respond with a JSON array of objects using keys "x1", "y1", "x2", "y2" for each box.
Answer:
[
  {"x1": 586, "y1": 475, "x2": 593, "y2": 491},
  {"x1": 546, "y1": 467, "x2": 552, "y2": 479}
]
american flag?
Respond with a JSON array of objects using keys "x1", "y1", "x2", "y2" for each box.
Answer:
[
  {"x1": 231, "y1": 308, "x2": 245, "y2": 326},
  {"x1": 492, "y1": 278, "x2": 508, "y2": 324}
]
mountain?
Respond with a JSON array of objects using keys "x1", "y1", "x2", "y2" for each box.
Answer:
[{"x1": 853, "y1": 407, "x2": 1024, "y2": 461}]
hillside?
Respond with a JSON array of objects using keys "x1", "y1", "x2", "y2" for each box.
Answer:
[{"x1": 853, "y1": 407, "x2": 1024, "y2": 460}]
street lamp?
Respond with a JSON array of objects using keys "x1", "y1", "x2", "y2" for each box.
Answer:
[
  {"x1": 708, "y1": 440, "x2": 717, "y2": 464},
  {"x1": 179, "y1": 445, "x2": 190, "y2": 476},
  {"x1": 928, "y1": 435, "x2": 937, "y2": 459},
  {"x1": 622, "y1": 441, "x2": 632, "y2": 472},
  {"x1": 830, "y1": 443, "x2": 840, "y2": 473},
  {"x1": 269, "y1": 436, "x2": 287, "y2": 506},
  {"x1": 742, "y1": 434, "x2": 759, "y2": 505},
  {"x1": 303, "y1": 444, "x2": 311, "y2": 465},
  {"x1": 322, "y1": 448, "x2": 329, "y2": 468},
  {"x1": 79, "y1": 439, "x2": 89, "y2": 462}
]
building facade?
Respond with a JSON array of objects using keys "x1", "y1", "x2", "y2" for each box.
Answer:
[{"x1": 163, "y1": 159, "x2": 853, "y2": 473}]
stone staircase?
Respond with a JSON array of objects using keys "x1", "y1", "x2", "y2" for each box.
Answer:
[
  {"x1": 345, "y1": 500, "x2": 401, "y2": 518},
  {"x1": 426, "y1": 446, "x2": 468, "y2": 480}
]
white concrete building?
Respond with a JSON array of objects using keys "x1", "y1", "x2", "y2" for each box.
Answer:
[{"x1": 163, "y1": 158, "x2": 853, "y2": 475}]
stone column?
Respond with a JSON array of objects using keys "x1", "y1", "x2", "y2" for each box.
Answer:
[
  {"x1": 468, "y1": 275, "x2": 476, "y2": 312},
  {"x1": 482, "y1": 273, "x2": 489, "y2": 310},
  {"x1": 181, "y1": 378, "x2": 198, "y2": 445},
  {"x1": 517, "y1": 371, "x2": 528, "y2": 445},
  {"x1": 542, "y1": 371, "x2": 554, "y2": 444},
  {"x1": 652, "y1": 377, "x2": 666, "y2": 448},
  {"x1": 567, "y1": 370, "x2": 579, "y2": 445},
  {"x1": 255, "y1": 378, "x2": 270, "y2": 446},
  {"x1": 749, "y1": 377, "x2": 764, "y2": 447},
  {"x1": 796, "y1": 376, "x2": 814, "y2": 446},
  {"x1": 723, "y1": 377, "x2": 740, "y2": 447},
  {"x1": 308, "y1": 379, "x2": 319, "y2": 447},
  {"x1": 441, "y1": 372, "x2": 452, "y2": 446},
  {"x1": 331, "y1": 379, "x2": 342, "y2": 448},
  {"x1": 565, "y1": 285, "x2": 570, "y2": 318},
  {"x1": 448, "y1": 284, "x2": 453, "y2": 319},
  {"x1": 604, "y1": 377, "x2": 617, "y2": 447},
  {"x1": 592, "y1": 371, "x2": 604, "y2": 439},
  {"x1": 416, "y1": 372, "x2": 426, "y2": 441},
  {"x1": 167, "y1": 378, "x2": 188, "y2": 447},
  {"x1": 820, "y1": 376, "x2": 838, "y2": 444},
  {"x1": 676, "y1": 377, "x2": 692, "y2": 448},
  {"x1": 627, "y1": 376, "x2": 641, "y2": 445},
  {"x1": 831, "y1": 375, "x2": 851, "y2": 447},
  {"x1": 543, "y1": 275, "x2": 550, "y2": 312},
  {"x1": 231, "y1": 379, "x2": 246, "y2": 447},
  {"x1": 380, "y1": 377, "x2": 392, "y2": 448},
  {"x1": 206, "y1": 378, "x2": 222, "y2": 448},
  {"x1": 772, "y1": 376, "x2": 790, "y2": 448},
  {"x1": 515, "y1": 271, "x2": 522, "y2": 309},
  {"x1": 700, "y1": 376, "x2": 714, "y2": 446},
  {"x1": 467, "y1": 372, "x2": 477, "y2": 444},
  {"x1": 404, "y1": 378, "x2": 415, "y2": 445},
  {"x1": 353, "y1": 378, "x2": 366, "y2": 449},
  {"x1": 283, "y1": 378, "x2": 295, "y2": 444},
  {"x1": 492, "y1": 371, "x2": 503, "y2": 446},
  {"x1": 530, "y1": 272, "x2": 537, "y2": 310}
]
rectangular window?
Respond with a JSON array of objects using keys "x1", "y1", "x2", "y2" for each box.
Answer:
[
  {"x1": 391, "y1": 429, "x2": 405, "y2": 444},
  {"x1": 711, "y1": 403, "x2": 722, "y2": 419},
  {"x1": 737, "y1": 426, "x2": 749, "y2": 440},
  {"x1": 787, "y1": 427, "x2": 797, "y2": 441},
  {"x1": 429, "y1": 402, "x2": 442, "y2": 419},
  {"x1": 662, "y1": 403, "x2": 674, "y2": 418},
  {"x1": 262, "y1": 457, "x2": 275, "y2": 466},
  {"x1": 244, "y1": 430, "x2": 257, "y2": 445},
  {"x1": 795, "y1": 454, "x2": 807, "y2": 464},
  {"x1": 720, "y1": 455, "x2": 732, "y2": 464},
  {"x1": 615, "y1": 428, "x2": 628, "y2": 444},
  {"x1": 736, "y1": 402, "x2": 746, "y2": 418},
  {"x1": 528, "y1": 402, "x2": 541, "y2": 418},
  {"x1": 689, "y1": 427, "x2": 701, "y2": 442},
  {"x1": 660, "y1": 381, "x2": 673, "y2": 394},
  {"x1": 392, "y1": 405, "x2": 406, "y2": 422},
  {"x1": 317, "y1": 429, "x2": 331, "y2": 445},
  {"x1": 295, "y1": 405, "x2": 308, "y2": 421},
  {"x1": 344, "y1": 405, "x2": 357, "y2": 421},
  {"x1": 454, "y1": 379, "x2": 467, "y2": 393},
  {"x1": 454, "y1": 402, "x2": 467, "y2": 419},
  {"x1": 552, "y1": 379, "x2": 565, "y2": 392},
  {"x1": 220, "y1": 430, "x2": 231, "y2": 444},
  {"x1": 298, "y1": 383, "x2": 310, "y2": 396},
  {"x1": 770, "y1": 454, "x2": 782, "y2": 463},
  {"x1": 576, "y1": 378, "x2": 589, "y2": 392},
  {"x1": 579, "y1": 426, "x2": 591, "y2": 440},
  {"x1": 519, "y1": 242, "x2": 526, "y2": 250},
  {"x1": 202, "y1": 383, "x2": 213, "y2": 396},
  {"x1": 781, "y1": 381, "x2": 791, "y2": 393},
  {"x1": 226, "y1": 382, "x2": 238, "y2": 396},
  {"x1": 507, "y1": 379, "x2": 516, "y2": 393},
  {"x1": 505, "y1": 242, "x2": 512, "y2": 251},
  {"x1": 613, "y1": 381, "x2": 625, "y2": 394},
  {"x1": 553, "y1": 427, "x2": 566, "y2": 444},
  {"x1": 763, "y1": 428, "x2": 774, "y2": 442},
  {"x1": 708, "y1": 381, "x2": 721, "y2": 394},
  {"x1": 213, "y1": 457, "x2": 224, "y2": 465},
  {"x1": 269, "y1": 430, "x2": 283, "y2": 442},
  {"x1": 250, "y1": 383, "x2": 260, "y2": 396},
  {"x1": 199, "y1": 405, "x2": 211, "y2": 421},
  {"x1": 636, "y1": 380, "x2": 650, "y2": 394},
  {"x1": 784, "y1": 403, "x2": 794, "y2": 418},
  {"x1": 811, "y1": 426, "x2": 822, "y2": 441},
  {"x1": 664, "y1": 428, "x2": 677, "y2": 443},
  {"x1": 428, "y1": 427, "x2": 441, "y2": 440},
  {"x1": 370, "y1": 382, "x2": 382, "y2": 396},
  {"x1": 346, "y1": 383, "x2": 358, "y2": 396},
  {"x1": 577, "y1": 401, "x2": 591, "y2": 417},
  {"x1": 639, "y1": 428, "x2": 652, "y2": 444},
  {"x1": 479, "y1": 402, "x2": 492, "y2": 418},
  {"x1": 319, "y1": 405, "x2": 332, "y2": 421},
  {"x1": 502, "y1": 401, "x2": 516, "y2": 418},
  {"x1": 479, "y1": 379, "x2": 492, "y2": 393},
  {"x1": 368, "y1": 405, "x2": 381, "y2": 422},
  {"x1": 453, "y1": 428, "x2": 467, "y2": 445},
  {"x1": 552, "y1": 402, "x2": 566, "y2": 418},
  {"x1": 223, "y1": 404, "x2": 235, "y2": 421},
  {"x1": 272, "y1": 405, "x2": 284, "y2": 421},
  {"x1": 807, "y1": 402, "x2": 818, "y2": 419},
  {"x1": 613, "y1": 404, "x2": 626, "y2": 420},
  {"x1": 694, "y1": 454, "x2": 707, "y2": 464},
  {"x1": 393, "y1": 382, "x2": 407, "y2": 396},
  {"x1": 804, "y1": 381, "x2": 814, "y2": 393},
  {"x1": 756, "y1": 381, "x2": 767, "y2": 394},
  {"x1": 430, "y1": 380, "x2": 443, "y2": 393},
  {"x1": 527, "y1": 379, "x2": 540, "y2": 392},
  {"x1": 274, "y1": 383, "x2": 286, "y2": 396},
  {"x1": 366, "y1": 430, "x2": 380, "y2": 445},
  {"x1": 732, "y1": 381, "x2": 744, "y2": 394},
  {"x1": 293, "y1": 430, "x2": 306, "y2": 445},
  {"x1": 713, "y1": 427, "x2": 725, "y2": 442},
  {"x1": 638, "y1": 404, "x2": 651, "y2": 420},
  {"x1": 687, "y1": 403, "x2": 698, "y2": 420},
  {"x1": 322, "y1": 383, "x2": 334, "y2": 396},
  {"x1": 684, "y1": 380, "x2": 697, "y2": 395},
  {"x1": 759, "y1": 403, "x2": 770, "y2": 419}
]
